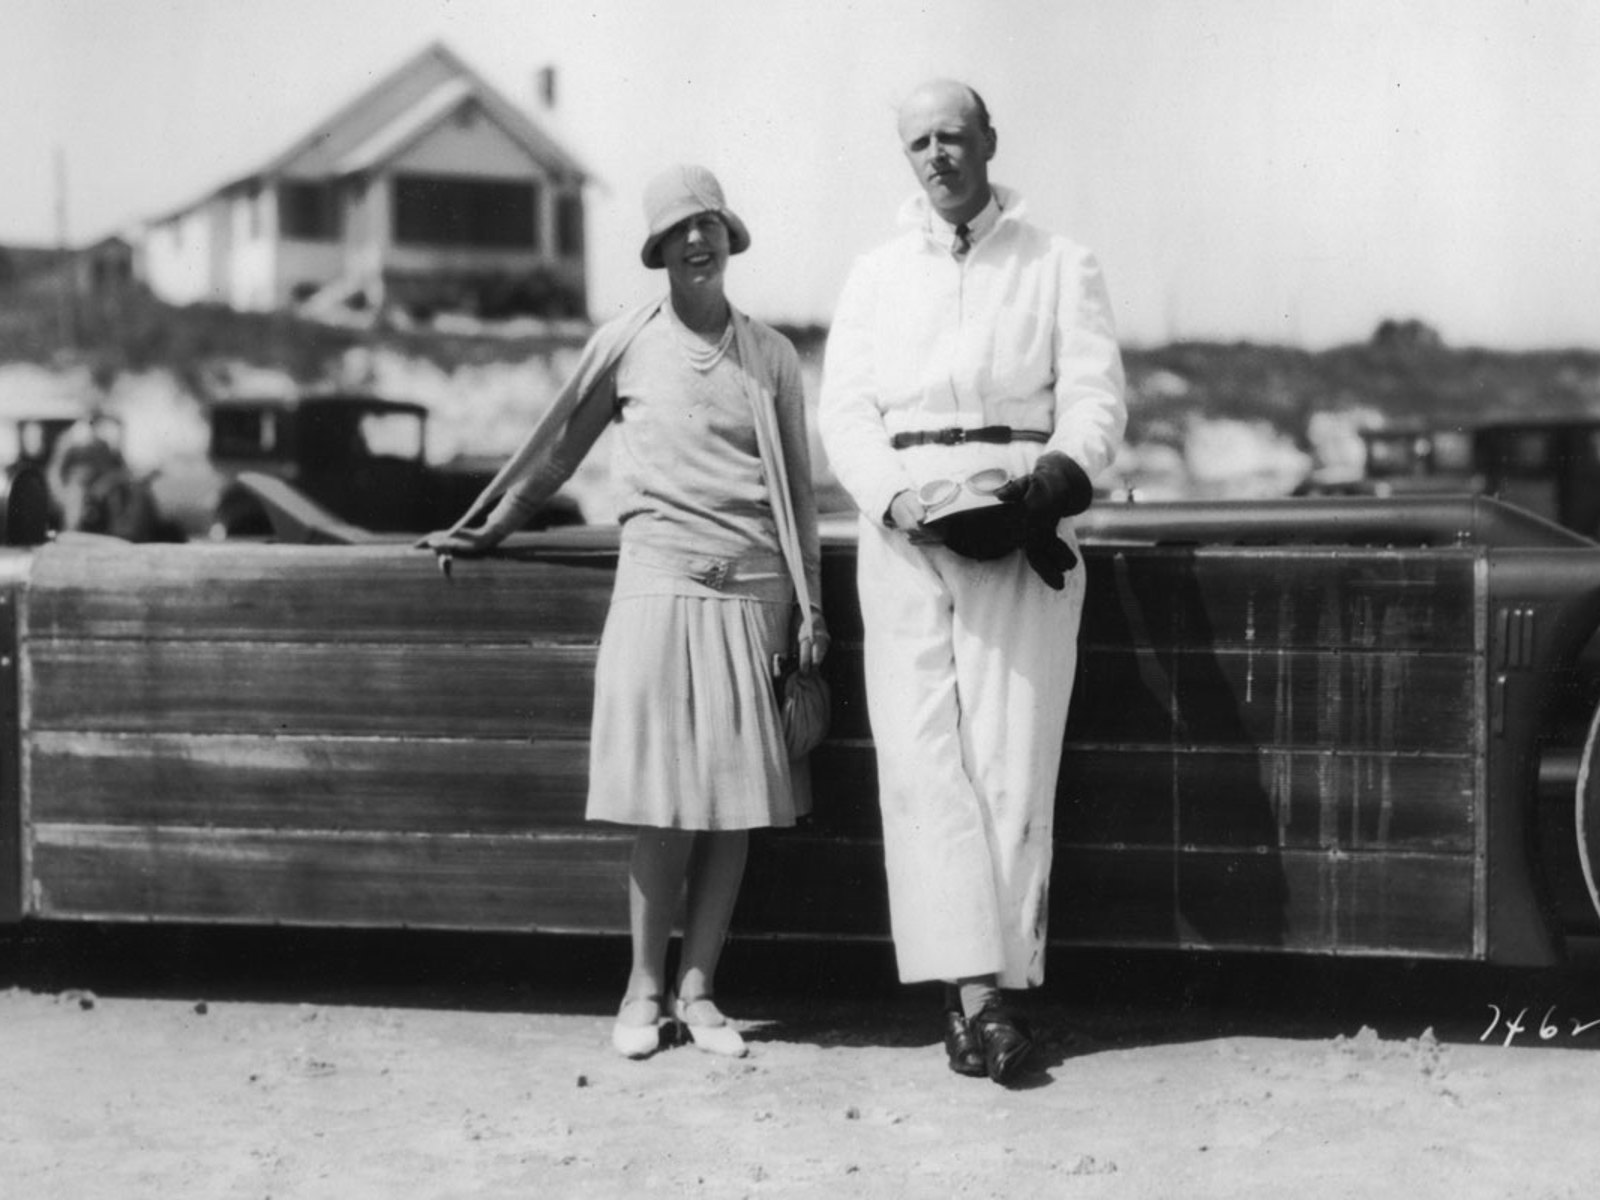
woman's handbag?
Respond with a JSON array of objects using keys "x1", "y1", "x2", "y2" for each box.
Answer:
[
  {"x1": 733, "y1": 315, "x2": 831, "y2": 759},
  {"x1": 772, "y1": 645, "x2": 831, "y2": 759}
]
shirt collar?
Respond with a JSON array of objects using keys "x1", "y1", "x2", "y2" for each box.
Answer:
[{"x1": 896, "y1": 185, "x2": 1024, "y2": 249}]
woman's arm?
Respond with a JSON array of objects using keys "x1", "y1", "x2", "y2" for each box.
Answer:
[
  {"x1": 770, "y1": 335, "x2": 829, "y2": 670},
  {"x1": 417, "y1": 372, "x2": 616, "y2": 555},
  {"x1": 418, "y1": 302, "x2": 661, "y2": 555}
]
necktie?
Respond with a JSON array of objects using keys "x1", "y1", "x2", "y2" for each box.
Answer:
[{"x1": 952, "y1": 222, "x2": 972, "y2": 260}]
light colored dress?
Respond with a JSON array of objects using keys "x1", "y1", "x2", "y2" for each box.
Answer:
[
  {"x1": 455, "y1": 299, "x2": 821, "y2": 830},
  {"x1": 585, "y1": 311, "x2": 811, "y2": 830}
]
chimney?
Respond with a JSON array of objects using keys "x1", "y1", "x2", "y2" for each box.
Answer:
[{"x1": 535, "y1": 65, "x2": 557, "y2": 112}]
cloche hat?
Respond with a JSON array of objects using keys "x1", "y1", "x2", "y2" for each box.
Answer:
[{"x1": 639, "y1": 164, "x2": 751, "y2": 269}]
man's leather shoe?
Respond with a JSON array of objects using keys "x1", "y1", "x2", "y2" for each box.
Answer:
[
  {"x1": 942, "y1": 1008, "x2": 986, "y2": 1077},
  {"x1": 972, "y1": 1005, "x2": 1035, "y2": 1084}
]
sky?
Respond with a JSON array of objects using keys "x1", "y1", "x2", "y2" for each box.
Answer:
[{"x1": 3, "y1": 0, "x2": 1599, "y2": 350}]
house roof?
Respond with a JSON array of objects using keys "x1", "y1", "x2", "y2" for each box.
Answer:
[
  {"x1": 150, "y1": 42, "x2": 589, "y2": 225},
  {"x1": 334, "y1": 78, "x2": 476, "y2": 174}
]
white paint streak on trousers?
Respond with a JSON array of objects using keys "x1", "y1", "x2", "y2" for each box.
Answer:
[{"x1": 857, "y1": 516, "x2": 1084, "y2": 988}]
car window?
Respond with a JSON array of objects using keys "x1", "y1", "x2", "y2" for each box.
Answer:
[
  {"x1": 1430, "y1": 430, "x2": 1473, "y2": 474},
  {"x1": 1502, "y1": 432, "x2": 1552, "y2": 474},
  {"x1": 358, "y1": 411, "x2": 425, "y2": 460},
  {"x1": 1364, "y1": 434, "x2": 1423, "y2": 477},
  {"x1": 211, "y1": 410, "x2": 280, "y2": 459}
]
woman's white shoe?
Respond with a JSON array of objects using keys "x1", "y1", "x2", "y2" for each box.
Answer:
[
  {"x1": 675, "y1": 996, "x2": 748, "y2": 1058},
  {"x1": 611, "y1": 996, "x2": 665, "y2": 1059}
]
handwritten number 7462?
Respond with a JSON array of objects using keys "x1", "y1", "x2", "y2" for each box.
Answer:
[{"x1": 1481, "y1": 1005, "x2": 1600, "y2": 1046}]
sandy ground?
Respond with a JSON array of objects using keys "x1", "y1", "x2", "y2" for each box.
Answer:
[{"x1": 2, "y1": 926, "x2": 1596, "y2": 1200}]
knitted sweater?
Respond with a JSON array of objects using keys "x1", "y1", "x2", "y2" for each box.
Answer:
[{"x1": 458, "y1": 299, "x2": 821, "y2": 610}]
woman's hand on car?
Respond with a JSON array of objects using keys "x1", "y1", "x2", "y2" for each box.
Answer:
[
  {"x1": 415, "y1": 526, "x2": 505, "y2": 576},
  {"x1": 414, "y1": 525, "x2": 499, "y2": 556}
]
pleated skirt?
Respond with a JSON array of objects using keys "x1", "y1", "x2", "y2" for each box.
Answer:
[{"x1": 585, "y1": 586, "x2": 804, "y2": 831}]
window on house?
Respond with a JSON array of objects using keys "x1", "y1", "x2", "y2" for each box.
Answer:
[
  {"x1": 279, "y1": 181, "x2": 341, "y2": 240},
  {"x1": 392, "y1": 174, "x2": 538, "y2": 249},
  {"x1": 556, "y1": 193, "x2": 583, "y2": 258}
]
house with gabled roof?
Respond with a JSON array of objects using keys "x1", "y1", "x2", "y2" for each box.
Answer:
[{"x1": 139, "y1": 42, "x2": 589, "y2": 321}]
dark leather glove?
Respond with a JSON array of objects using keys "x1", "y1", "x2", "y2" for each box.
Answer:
[
  {"x1": 1022, "y1": 525, "x2": 1077, "y2": 590},
  {"x1": 994, "y1": 452, "x2": 1094, "y2": 521},
  {"x1": 926, "y1": 502, "x2": 1028, "y2": 561},
  {"x1": 994, "y1": 453, "x2": 1091, "y2": 589}
]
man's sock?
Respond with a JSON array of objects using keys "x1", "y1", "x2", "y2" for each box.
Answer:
[{"x1": 958, "y1": 975, "x2": 1002, "y2": 1019}]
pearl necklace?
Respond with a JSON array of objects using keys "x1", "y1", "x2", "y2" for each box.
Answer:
[{"x1": 670, "y1": 312, "x2": 734, "y2": 372}]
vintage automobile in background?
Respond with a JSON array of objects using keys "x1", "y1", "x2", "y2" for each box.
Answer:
[
  {"x1": 1354, "y1": 422, "x2": 1476, "y2": 493},
  {"x1": 1304, "y1": 416, "x2": 1600, "y2": 540},
  {"x1": 3, "y1": 493, "x2": 1600, "y2": 971},
  {"x1": 207, "y1": 392, "x2": 582, "y2": 538},
  {"x1": 1471, "y1": 419, "x2": 1600, "y2": 541}
]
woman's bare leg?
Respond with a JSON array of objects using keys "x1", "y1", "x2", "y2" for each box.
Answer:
[
  {"x1": 676, "y1": 829, "x2": 749, "y2": 1001},
  {"x1": 623, "y1": 827, "x2": 696, "y2": 1005}
]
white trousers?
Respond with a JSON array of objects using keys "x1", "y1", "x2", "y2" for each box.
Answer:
[{"x1": 857, "y1": 517, "x2": 1084, "y2": 988}]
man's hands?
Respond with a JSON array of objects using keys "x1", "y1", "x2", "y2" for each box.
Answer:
[
  {"x1": 996, "y1": 453, "x2": 1094, "y2": 590},
  {"x1": 993, "y1": 452, "x2": 1093, "y2": 521},
  {"x1": 1019, "y1": 530, "x2": 1077, "y2": 590},
  {"x1": 887, "y1": 490, "x2": 943, "y2": 544},
  {"x1": 889, "y1": 488, "x2": 1027, "y2": 558},
  {"x1": 889, "y1": 454, "x2": 1092, "y2": 588}
]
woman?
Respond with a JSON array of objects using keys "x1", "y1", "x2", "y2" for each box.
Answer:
[{"x1": 421, "y1": 165, "x2": 827, "y2": 1059}]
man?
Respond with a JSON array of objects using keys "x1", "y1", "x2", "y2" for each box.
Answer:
[
  {"x1": 819, "y1": 79, "x2": 1126, "y2": 1083},
  {"x1": 48, "y1": 406, "x2": 129, "y2": 532}
]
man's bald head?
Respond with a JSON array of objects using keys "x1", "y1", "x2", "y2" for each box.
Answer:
[
  {"x1": 896, "y1": 79, "x2": 997, "y2": 225},
  {"x1": 897, "y1": 79, "x2": 992, "y2": 134}
]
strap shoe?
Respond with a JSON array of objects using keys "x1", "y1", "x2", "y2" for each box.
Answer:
[
  {"x1": 611, "y1": 995, "x2": 666, "y2": 1059},
  {"x1": 675, "y1": 995, "x2": 748, "y2": 1058}
]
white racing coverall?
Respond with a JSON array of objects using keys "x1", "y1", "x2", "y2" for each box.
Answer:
[{"x1": 819, "y1": 187, "x2": 1126, "y2": 987}]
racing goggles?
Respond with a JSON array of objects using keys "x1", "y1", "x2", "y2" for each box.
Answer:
[{"x1": 916, "y1": 467, "x2": 1013, "y2": 519}]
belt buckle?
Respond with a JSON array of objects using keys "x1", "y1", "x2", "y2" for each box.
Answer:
[
  {"x1": 936, "y1": 428, "x2": 967, "y2": 445},
  {"x1": 694, "y1": 558, "x2": 731, "y2": 590}
]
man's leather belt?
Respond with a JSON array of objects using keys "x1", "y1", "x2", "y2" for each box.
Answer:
[{"x1": 890, "y1": 426, "x2": 1050, "y2": 449}]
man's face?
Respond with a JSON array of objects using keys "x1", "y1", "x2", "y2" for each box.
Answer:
[
  {"x1": 659, "y1": 212, "x2": 731, "y2": 292},
  {"x1": 897, "y1": 86, "x2": 995, "y2": 225}
]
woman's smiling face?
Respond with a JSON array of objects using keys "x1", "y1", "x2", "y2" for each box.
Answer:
[{"x1": 659, "y1": 211, "x2": 731, "y2": 291}]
